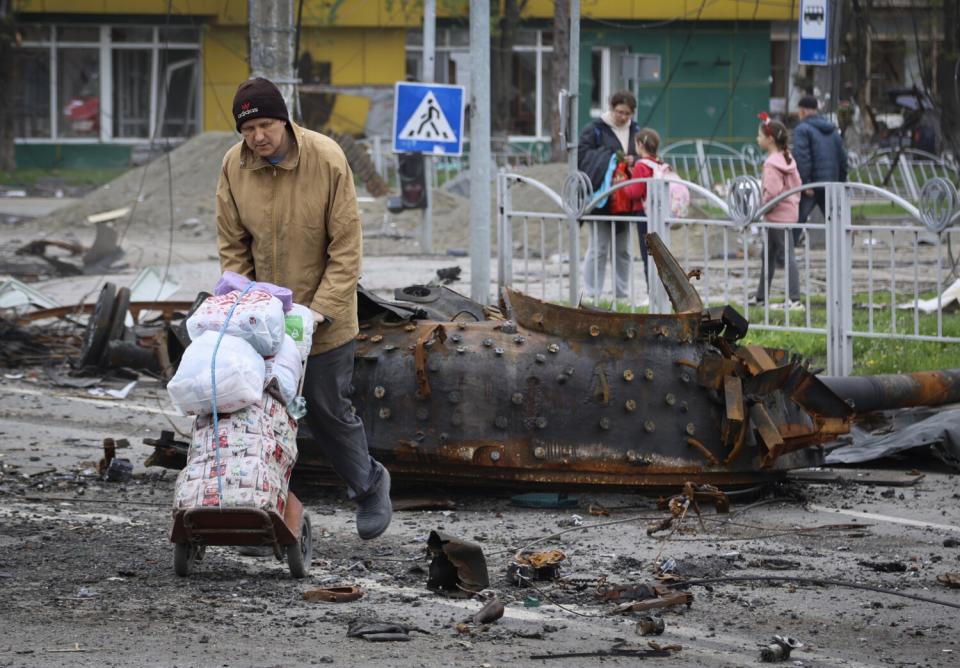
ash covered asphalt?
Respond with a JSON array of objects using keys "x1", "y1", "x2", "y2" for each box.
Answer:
[{"x1": 2, "y1": 378, "x2": 960, "y2": 667}]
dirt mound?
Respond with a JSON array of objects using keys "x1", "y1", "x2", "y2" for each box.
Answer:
[{"x1": 32, "y1": 133, "x2": 239, "y2": 242}]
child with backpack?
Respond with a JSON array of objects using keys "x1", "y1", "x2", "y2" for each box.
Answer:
[
  {"x1": 622, "y1": 128, "x2": 690, "y2": 281},
  {"x1": 753, "y1": 114, "x2": 803, "y2": 310}
]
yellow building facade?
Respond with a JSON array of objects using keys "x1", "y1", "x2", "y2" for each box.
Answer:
[{"x1": 11, "y1": 0, "x2": 796, "y2": 167}]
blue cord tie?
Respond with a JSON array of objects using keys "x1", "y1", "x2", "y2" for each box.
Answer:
[{"x1": 210, "y1": 282, "x2": 257, "y2": 510}]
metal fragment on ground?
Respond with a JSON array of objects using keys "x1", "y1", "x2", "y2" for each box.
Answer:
[{"x1": 426, "y1": 530, "x2": 489, "y2": 595}]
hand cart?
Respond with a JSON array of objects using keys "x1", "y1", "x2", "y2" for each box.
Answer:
[
  {"x1": 170, "y1": 491, "x2": 313, "y2": 578},
  {"x1": 169, "y1": 291, "x2": 314, "y2": 579}
]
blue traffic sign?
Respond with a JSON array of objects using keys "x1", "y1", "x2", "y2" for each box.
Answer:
[
  {"x1": 393, "y1": 82, "x2": 465, "y2": 156},
  {"x1": 798, "y1": 0, "x2": 828, "y2": 66}
]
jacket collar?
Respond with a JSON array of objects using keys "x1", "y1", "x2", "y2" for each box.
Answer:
[{"x1": 238, "y1": 122, "x2": 304, "y2": 171}]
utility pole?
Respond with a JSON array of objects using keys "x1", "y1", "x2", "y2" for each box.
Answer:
[
  {"x1": 248, "y1": 0, "x2": 296, "y2": 113},
  {"x1": 469, "y1": 0, "x2": 491, "y2": 304},
  {"x1": 421, "y1": 0, "x2": 436, "y2": 254},
  {"x1": 0, "y1": 0, "x2": 17, "y2": 172},
  {"x1": 567, "y1": 0, "x2": 580, "y2": 177},
  {"x1": 550, "y1": 0, "x2": 570, "y2": 162}
]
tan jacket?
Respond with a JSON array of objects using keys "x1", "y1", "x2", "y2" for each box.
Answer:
[{"x1": 216, "y1": 123, "x2": 361, "y2": 355}]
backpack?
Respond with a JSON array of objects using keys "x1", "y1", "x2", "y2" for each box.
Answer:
[
  {"x1": 609, "y1": 159, "x2": 633, "y2": 215},
  {"x1": 639, "y1": 158, "x2": 690, "y2": 218}
]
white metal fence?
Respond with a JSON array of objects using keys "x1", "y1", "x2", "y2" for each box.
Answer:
[
  {"x1": 658, "y1": 140, "x2": 959, "y2": 203},
  {"x1": 496, "y1": 169, "x2": 960, "y2": 376}
]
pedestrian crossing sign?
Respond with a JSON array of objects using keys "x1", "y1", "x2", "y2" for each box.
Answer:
[{"x1": 393, "y1": 82, "x2": 465, "y2": 156}]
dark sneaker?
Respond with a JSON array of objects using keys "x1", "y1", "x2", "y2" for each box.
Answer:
[{"x1": 355, "y1": 463, "x2": 392, "y2": 540}]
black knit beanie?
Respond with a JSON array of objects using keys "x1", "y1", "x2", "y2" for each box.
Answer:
[
  {"x1": 232, "y1": 77, "x2": 289, "y2": 131},
  {"x1": 798, "y1": 95, "x2": 819, "y2": 110}
]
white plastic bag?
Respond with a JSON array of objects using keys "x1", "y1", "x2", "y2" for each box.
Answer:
[
  {"x1": 284, "y1": 303, "x2": 314, "y2": 360},
  {"x1": 264, "y1": 334, "x2": 303, "y2": 405},
  {"x1": 187, "y1": 289, "x2": 285, "y2": 356},
  {"x1": 166, "y1": 331, "x2": 266, "y2": 415}
]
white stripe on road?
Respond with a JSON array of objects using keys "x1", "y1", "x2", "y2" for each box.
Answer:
[
  {"x1": 0, "y1": 384, "x2": 183, "y2": 418},
  {"x1": 810, "y1": 504, "x2": 960, "y2": 533}
]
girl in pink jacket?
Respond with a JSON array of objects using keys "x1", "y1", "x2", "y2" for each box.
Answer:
[{"x1": 754, "y1": 116, "x2": 803, "y2": 309}]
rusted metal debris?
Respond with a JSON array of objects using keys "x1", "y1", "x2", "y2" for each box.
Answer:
[
  {"x1": 132, "y1": 231, "x2": 960, "y2": 489},
  {"x1": 292, "y1": 233, "x2": 858, "y2": 489},
  {"x1": 8, "y1": 282, "x2": 199, "y2": 379},
  {"x1": 426, "y1": 531, "x2": 489, "y2": 595},
  {"x1": 760, "y1": 635, "x2": 803, "y2": 662}
]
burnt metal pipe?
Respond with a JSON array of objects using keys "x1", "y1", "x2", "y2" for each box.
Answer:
[{"x1": 821, "y1": 369, "x2": 960, "y2": 414}]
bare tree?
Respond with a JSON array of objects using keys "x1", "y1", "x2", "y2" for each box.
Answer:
[
  {"x1": 491, "y1": 0, "x2": 525, "y2": 159},
  {"x1": 0, "y1": 0, "x2": 17, "y2": 172},
  {"x1": 549, "y1": 0, "x2": 569, "y2": 162}
]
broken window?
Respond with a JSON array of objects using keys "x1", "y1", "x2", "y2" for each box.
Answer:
[
  {"x1": 58, "y1": 48, "x2": 100, "y2": 138},
  {"x1": 12, "y1": 48, "x2": 51, "y2": 138}
]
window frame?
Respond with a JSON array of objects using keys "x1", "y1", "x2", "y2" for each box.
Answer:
[
  {"x1": 16, "y1": 24, "x2": 203, "y2": 144},
  {"x1": 406, "y1": 28, "x2": 553, "y2": 142}
]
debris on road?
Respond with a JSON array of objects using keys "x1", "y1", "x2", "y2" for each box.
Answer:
[
  {"x1": 470, "y1": 597, "x2": 506, "y2": 625},
  {"x1": 346, "y1": 618, "x2": 429, "y2": 642},
  {"x1": 759, "y1": 635, "x2": 803, "y2": 662},
  {"x1": 635, "y1": 614, "x2": 666, "y2": 636},
  {"x1": 858, "y1": 560, "x2": 908, "y2": 573},
  {"x1": 611, "y1": 586, "x2": 694, "y2": 614},
  {"x1": 936, "y1": 573, "x2": 960, "y2": 589},
  {"x1": 303, "y1": 585, "x2": 363, "y2": 603},
  {"x1": 426, "y1": 530, "x2": 489, "y2": 595}
]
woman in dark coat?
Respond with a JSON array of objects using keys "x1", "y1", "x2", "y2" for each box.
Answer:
[{"x1": 578, "y1": 90, "x2": 639, "y2": 302}]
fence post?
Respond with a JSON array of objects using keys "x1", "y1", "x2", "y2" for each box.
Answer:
[
  {"x1": 898, "y1": 155, "x2": 920, "y2": 201},
  {"x1": 496, "y1": 169, "x2": 505, "y2": 290},
  {"x1": 568, "y1": 214, "x2": 580, "y2": 306},
  {"x1": 825, "y1": 182, "x2": 854, "y2": 376},
  {"x1": 695, "y1": 140, "x2": 712, "y2": 193},
  {"x1": 647, "y1": 178, "x2": 670, "y2": 314},
  {"x1": 837, "y1": 183, "x2": 854, "y2": 375}
]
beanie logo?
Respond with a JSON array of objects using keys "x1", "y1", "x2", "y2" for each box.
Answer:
[
  {"x1": 237, "y1": 106, "x2": 260, "y2": 119},
  {"x1": 241, "y1": 102, "x2": 251, "y2": 110}
]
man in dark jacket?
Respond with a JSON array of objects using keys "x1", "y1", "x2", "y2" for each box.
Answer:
[
  {"x1": 793, "y1": 95, "x2": 848, "y2": 232},
  {"x1": 577, "y1": 90, "x2": 640, "y2": 301}
]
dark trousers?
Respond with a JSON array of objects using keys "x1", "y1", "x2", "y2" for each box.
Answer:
[
  {"x1": 757, "y1": 226, "x2": 800, "y2": 301},
  {"x1": 302, "y1": 340, "x2": 376, "y2": 499},
  {"x1": 796, "y1": 189, "x2": 826, "y2": 243}
]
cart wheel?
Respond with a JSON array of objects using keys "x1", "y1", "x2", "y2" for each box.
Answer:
[
  {"x1": 287, "y1": 512, "x2": 312, "y2": 579},
  {"x1": 173, "y1": 542, "x2": 197, "y2": 577}
]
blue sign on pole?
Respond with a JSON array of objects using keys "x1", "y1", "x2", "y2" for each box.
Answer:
[
  {"x1": 798, "y1": 0, "x2": 829, "y2": 66},
  {"x1": 392, "y1": 82, "x2": 466, "y2": 156}
]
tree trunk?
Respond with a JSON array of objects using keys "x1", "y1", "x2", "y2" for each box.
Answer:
[
  {"x1": 549, "y1": 0, "x2": 569, "y2": 162},
  {"x1": 0, "y1": 0, "x2": 17, "y2": 173},
  {"x1": 490, "y1": 0, "x2": 522, "y2": 161},
  {"x1": 940, "y1": 0, "x2": 960, "y2": 153}
]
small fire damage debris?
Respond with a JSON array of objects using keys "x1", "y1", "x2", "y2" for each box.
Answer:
[
  {"x1": 426, "y1": 530, "x2": 490, "y2": 596},
  {"x1": 1, "y1": 222, "x2": 124, "y2": 281},
  {"x1": 3, "y1": 282, "x2": 201, "y2": 379}
]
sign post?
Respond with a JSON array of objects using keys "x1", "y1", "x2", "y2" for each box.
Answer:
[
  {"x1": 392, "y1": 81, "x2": 465, "y2": 255},
  {"x1": 392, "y1": 82, "x2": 466, "y2": 156},
  {"x1": 798, "y1": 0, "x2": 828, "y2": 66}
]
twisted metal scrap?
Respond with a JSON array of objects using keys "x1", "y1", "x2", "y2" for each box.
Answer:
[
  {"x1": 562, "y1": 170, "x2": 593, "y2": 218},
  {"x1": 726, "y1": 175, "x2": 761, "y2": 228},
  {"x1": 919, "y1": 177, "x2": 958, "y2": 233}
]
